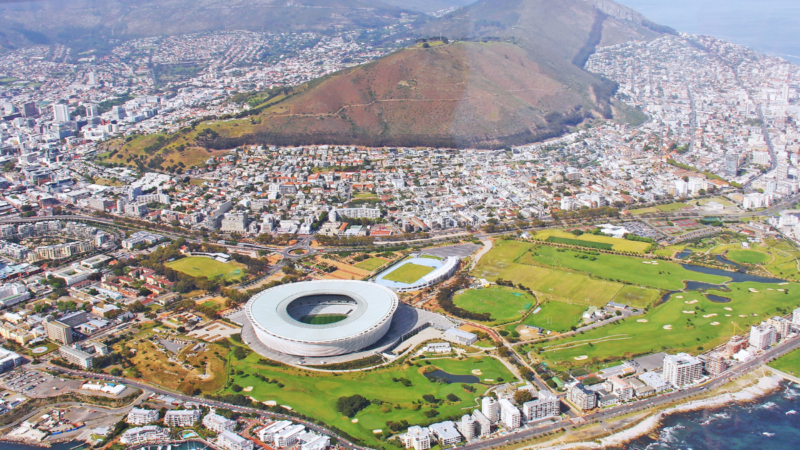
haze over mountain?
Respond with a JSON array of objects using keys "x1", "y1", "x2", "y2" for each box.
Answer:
[{"x1": 0, "y1": 0, "x2": 417, "y2": 49}]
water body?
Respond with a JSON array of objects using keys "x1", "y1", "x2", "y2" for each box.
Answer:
[
  {"x1": 423, "y1": 370, "x2": 479, "y2": 384},
  {"x1": 1, "y1": 443, "x2": 80, "y2": 450},
  {"x1": 617, "y1": 0, "x2": 800, "y2": 64},
  {"x1": 715, "y1": 254, "x2": 744, "y2": 270},
  {"x1": 659, "y1": 264, "x2": 783, "y2": 303},
  {"x1": 675, "y1": 250, "x2": 692, "y2": 260},
  {"x1": 613, "y1": 382, "x2": 800, "y2": 449}
]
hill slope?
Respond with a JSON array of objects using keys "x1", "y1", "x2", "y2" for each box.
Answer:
[{"x1": 0, "y1": 0, "x2": 415, "y2": 49}]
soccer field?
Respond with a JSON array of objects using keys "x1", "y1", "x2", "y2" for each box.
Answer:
[
  {"x1": 354, "y1": 257, "x2": 388, "y2": 271},
  {"x1": 453, "y1": 286, "x2": 535, "y2": 324},
  {"x1": 382, "y1": 262, "x2": 435, "y2": 284},
  {"x1": 166, "y1": 256, "x2": 247, "y2": 281}
]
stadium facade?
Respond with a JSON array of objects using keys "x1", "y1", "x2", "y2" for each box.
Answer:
[{"x1": 245, "y1": 280, "x2": 399, "y2": 357}]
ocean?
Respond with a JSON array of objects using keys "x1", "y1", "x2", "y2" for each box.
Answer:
[
  {"x1": 617, "y1": 0, "x2": 800, "y2": 64},
  {"x1": 614, "y1": 382, "x2": 800, "y2": 449}
]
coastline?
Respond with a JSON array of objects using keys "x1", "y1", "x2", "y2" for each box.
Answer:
[{"x1": 529, "y1": 374, "x2": 785, "y2": 450}]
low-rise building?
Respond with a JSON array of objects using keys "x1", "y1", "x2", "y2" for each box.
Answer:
[
  {"x1": 58, "y1": 345, "x2": 94, "y2": 369},
  {"x1": 203, "y1": 408, "x2": 237, "y2": 434},
  {"x1": 217, "y1": 430, "x2": 254, "y2": 450},
  {"x1": 567, "y1": 382, "x2": 597, "y2": 411},
  {"x1": 119, "y1": 426, "x2": 169, "y2": 445},
  {"x1": 126, "y1": 408, "x2": 159, "y2": 426},
  {"x1": 164, "y1": 409, "x2": 201, "y2": 427},
  {"x1": 399, "y1": 426, "x2": 431, "y2": 450},
  {"x1": 429, "y1": 421, "x2": 462, "y2": 446}
]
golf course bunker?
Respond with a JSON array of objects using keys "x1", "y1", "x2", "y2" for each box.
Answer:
[
  {"x1": 710, "y1": 322, "x2": 720, "y2": 326},
  {"x1": 243, "y1": 386, "x2": 253, "y2": 392},
  {"x1": 423, "y1": 370, "x2": 479, "y2": 384},
  {"x1": 684, "y1": 300, "x2": 698, "y2": 304},
  {"x1": 664, "y1": 325, "x2": 673, "y2": 330},
  {"x1": 724, "y1": 307, "x2": 733, "y2": 311},
  {"x1": 574, "y1": 355, "x2": 589, "y2": 361},
  {"x1": 683, "y1": 310, "x2": 696, "y2": 314},
  {"x1": 637, "y1": 319, "x2": 649, "y2": 323},
  {"x1": 471, "y1": 369, "x2": 483, "y2": 376},
  {"x1": 703, "y1": 314, "x2": 718, "y2": 318}
]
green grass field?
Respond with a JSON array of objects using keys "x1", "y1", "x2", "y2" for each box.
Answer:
[
  {"x1": 383, "y1": 263, "x2": 435, "y2": 284},
  {"x1": 763, "y1": 240, "x2": 800, "y2": 281},
  {"x1": 300, "y1": 314, "x2": 348, "y2": 325},
  {"x1": 354, "y1": 257, "x2": 387, "y2": 271},
  {"x1": 547, "y1": 237, "x2": 613, "y2": 250},
  {"x1": 225, "y1": 351, "x2": 514, "y2": 445},
  {"x1": 531, "y1": 229, "x2": 650, "y2": 253},
  {"x1": 770, "y1": 348, "x2": 800, "y2": 375},
  {"x1": 472, "y1": 240, "x2": 624, "y2": 307},
  {"x1": 452, "y1": 286, "x2": 535, "y2": 324},
  {"x1": 166, "y1": 257, "x2": 247, "y2": 281},
  {"x1": 629, "y1": 202, "x2": 692, "y2": 215},
  {"x1": 518, "y1": 245, "x2": 729, "y2": 291},
  {"x1": 530, "y1": 280, "x2": 800, "y2": 371},
  {"x1": 523, "y1": 302, "x2": 585, "y2": 332},
  {"x1": 726, "y1": 249, "x2": 772, "y2": 264}
]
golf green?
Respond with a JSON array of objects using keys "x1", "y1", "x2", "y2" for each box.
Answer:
[{"x1": 726, "y1": 249, "x2": 771, "y2": 265}]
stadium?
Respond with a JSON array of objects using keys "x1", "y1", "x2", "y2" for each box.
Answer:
[
  {"x1": 245, "y1": 280, "x2": 399, "y2": 357},
  {"x1": 374, "y1": 256, "x2": 460, "y2": 293}
]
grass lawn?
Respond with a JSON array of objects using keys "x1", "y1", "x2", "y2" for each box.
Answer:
[
  {"x1": 166, "y1": 257, "x2": 247, "y2": 281},
  {"x1": 770, "y1": 348, "x2": 800, "y2": 375},
  {"x1": 531, "y1": 280, "x2": 800, "y2": 371},
  {"x1": 300, "y1": 314, "x2": 348, "y2": 325},
  {"x1": 383, "y1": 263, "x2": 435, "y2": 284},
  {"x1": 611, "y1": 285, "x2": 662, "y2": 309},
  {"x1": 763, "y1": 240, "x2": 800, "y2": 282},
  {"x1": 225, "y1": 351, "x2": 514, "y2": 446},
  {"x1": 523, "y1": 301, "x2": 585, "y2": 332},
  {"x1": 354, "y1": 257, "x2": 388, "y2": 271},
  {"x1": 452, "y1": 286, "x2": 536, "y2": 324},
  {"x1": 656, "y1": 202, "x2": 691, "y2": 212},
  {"x1": 531, "y1": 230, "x2": 650, "y2": 253},
  {"x1": 472, "y1": 240, "x2": 624, "y2": 307},
  {"x1": 726, "y1": 249, "x2": 772, "y2": 265},
  {"x1": 698, "y1": 197, "x2": 734, "y2": 206},
  {"x1": 629, "y1": 206, "x2": 659, "y2": 215},
  {"x1": 518, "y1": 245, "x2": 729, "y2": 291}
]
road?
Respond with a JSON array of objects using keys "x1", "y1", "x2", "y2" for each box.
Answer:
[{"x1": 40, "y1": 363, "x2": 367, "y2": 450}]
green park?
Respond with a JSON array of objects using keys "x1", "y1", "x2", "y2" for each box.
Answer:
[{"x1": 383, "y1": 262, "x2": 435, "y2": 284}]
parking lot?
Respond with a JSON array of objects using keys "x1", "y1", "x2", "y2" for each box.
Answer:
[{"x1": 0, "y1": 369, "x2": 83, "y2": 397}]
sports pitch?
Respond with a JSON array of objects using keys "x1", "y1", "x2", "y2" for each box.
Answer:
[
  {"x1": 453, "y1": 286, "x2": 535, "y2": 324},
  {"x1": 166, "y1": 256, "x2": 247, "y2": 281},
  {"x1": 382, "y1": 262, "x2": 435, "y2": 284},
  {"x1": 523, "y1": 301, "x2": 585, "y2": 332},
  {"x1": 354, "y1": 257, "x2": 388, "y2": 271}
]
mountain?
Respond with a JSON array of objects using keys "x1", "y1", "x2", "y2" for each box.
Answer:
[
  {"x1": 0, "y1": 0, "x2": 417, "y2": 49},
  {"x1": 381, "y1": 0, "x2": 477, "y2": 14}
]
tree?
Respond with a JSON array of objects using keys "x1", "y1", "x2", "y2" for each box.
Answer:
[
  {"x1": 335, "y1": 395, "x2": 370, "y2": 417},
  {"x1": 446, "y1": 393, "x2": 460, "y2": 402},
  {"x1": 514, "y1": 390, "x2": 533, "y2": 404}
]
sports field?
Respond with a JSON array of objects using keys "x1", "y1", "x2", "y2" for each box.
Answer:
[
  {"x1": 531, "y1": 229, "x2": 650, "y2": 253},
  {"x1": 726, "y1": 249, "x2": 771, "y2": 264},
  {"x1": 629, "y1": 202, "x2": 691, "y2": 215},
  {"x1": 382, "y1": 263, "x2": 435, "y2": 284},
  {"x1": 472, "y1": 240, "x2": 624, "y2": 307},
  {"x1": 300, "y1": 315, "x2": 348, "y2": 325},
  {"x1": 224, "y1": 350, "x2": 514, "y2": 446},
  {"x1": 166, "y1": 256, "x2": 247, "y2": 281},
  {"x1": 523, "y1": 301, "x2": 585, "y2": 332},
  {"x1": 452, "y1": 286, "x2": 535, "y2": 324},
  {"x1": 354, "y1": 257, "x2": 387, "y2": 271},
  {"x1": 519, "y1": 245, "x2": 728, "y2": 291},
  {"x1": 770, "y1": 348, "x2": 800, "y2": 375},
  {"x1": 532, "y1": 280, "x2": 800, "y2": 371}
]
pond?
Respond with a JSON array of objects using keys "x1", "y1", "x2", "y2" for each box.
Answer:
[
  {"x1": 676, "y1": 250, "x2": 693, "y2": 259},
  {"x1": 658, "y1": 264, "x2": 785, "y2": 304},
  {"x1": 706, "y1": 294, "x2": 732, "y2": 303},
  {"x1": 715, "y1": 254, "x2": 744, "y2": 269},
  {"x1": 424, "y1": 369, "x2": 479, "y2": 384}
]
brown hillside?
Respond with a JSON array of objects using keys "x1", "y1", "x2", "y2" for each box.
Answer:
[{"x1": 206, "y1": 41, "x2": 601, "y2": 149}]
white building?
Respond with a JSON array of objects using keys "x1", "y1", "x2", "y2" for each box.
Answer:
[
  {"x1": 481, "y1": 397, "x2": 499, "y2": 423},
  {"x1": 522, "y1": 390, "x2": 559, "y2": 421},
  {"x1": 793, "y1": 307, "x2": 800, "y2": 330},
  {"x1": 126, "y1": 408, "x2": 159, "y2": 426},
  {"x1": 662, "y1": 353, "x2": 704, "y2": 387},
  {"x1": 471, "y1": 409, "x2": 492, "y2": 438},
  {"x1": 400, "y1": 426, "x2": 430, "y2": 450},
  {"x1": 58, "y1": 345, "x2": 94, "y2": 369},
  {"x1": 217, "y1": 430, "x2": 254, "y2": 450},
  {"x1": 458, "y1": 414, "x2": 475, "y2": 441},
  {"x1": 203, "y1": 409, "x2": 237, "y2": 434},
  {"x1": 274, "y1": 424, "x2": 305, "y2": 448},
  {"x1": 0, "y1": 282, "x2": 30, "y2": 308},
  {"x1": 638, "y1": 371, "x2": 669, "y2": 392},
  {"x1": 164, "y1": 409, "x2": 201, "y2": 427},
  {"x1": 767, "y1": 316, "x2": 792, "y2": 340},
  {"x1": 567, "y1": 382, "x2": 596, "y2": 411},
  {"x1": 429, "y1": 421, "x2": 462, "y2": 446},
  {"x1": 498, "y1": 398, "x2": 521, "y2": 430},
  {"x1": 444, "y1": 328, "x2": 478, "y2": 345},
  {"x1": 258, "y1": 421, "x2": 292, "y2": 443},
  {"x1": 750, "y1": 322, "x2": 777, "y2": 350},
  {"x1": 119, "y1": 426, "x2": 169, "y2": 445}
]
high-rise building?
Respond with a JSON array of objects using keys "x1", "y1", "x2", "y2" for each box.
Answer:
[
  {"x1": 725, "y1": 335, "x2": 748, "y2": 357},
  {"x1": 703, "y1": 353, "x2": 728, "y2": 377},
  {"x1": 498, "y1": 399, "x2": 521, "y2": 430},
  {"x1": 793, "y1": 307, "x2": 800, "y2": 330},
  {"x1": 85, "y1": 104, "x2": 99, "y2": 117},
  {"x1": 662, "y1": 353, "x2": 704, "y2": 387},
  {"x1": 481, "y1": 397, "x2": 499, "y2": 423},
  {"x1": 458, "y1": 414, "x2": 475, "y2": 441},
  {"x1": 522, "y1": 390, "x2": 559, "y2": 421},
  {"x1": 44, "y1": 318, "x2": 73, "y2": 345},
  {"x1": 725, "y1": 152, "x2": 739, "y2": 177},
  {"x1": 22, "y1": 102, "x2": 37, "y2": 118},
  {"x1": 777, "y1": 161, "x2": 790, "y2": 182},
  {"x1": 471, "y1": 410, "x2": 491, "y2": 438},
  {"x1": 88, "y1": 72, "x2": 97, "y2": 86},
  {"x1": 750, "y1": 322, "x2": 777, "y2": 350},
  {"x1": 768, "y1": 316, "x2": 792, "y2": 340},
  {"x1": 567, "y1": 382, "x2": 596, "y2": 411},
  {"x1": 53, "y1": 104, "x2": 70, "y2": 123}
]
